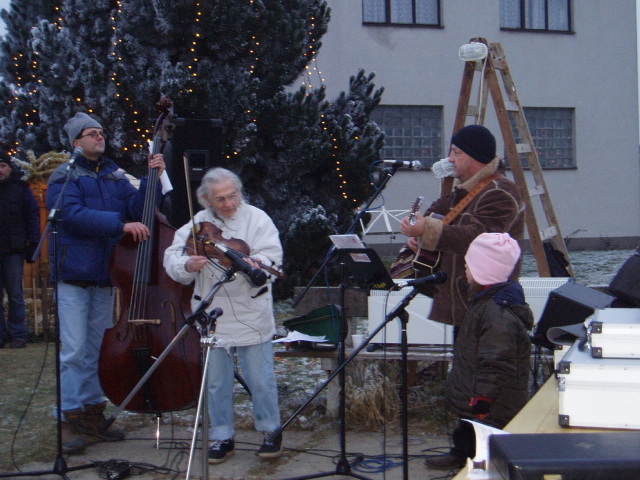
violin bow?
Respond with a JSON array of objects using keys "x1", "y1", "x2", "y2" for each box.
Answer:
[{"x1": 183, "y1": 154, "x2": 199, "y2": 253}]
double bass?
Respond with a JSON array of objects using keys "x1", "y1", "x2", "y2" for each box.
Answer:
[{"x1": 99, "y1": 99, "x2": 201, "y2": 413}]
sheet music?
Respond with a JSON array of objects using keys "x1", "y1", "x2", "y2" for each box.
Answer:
[
  {"x1": 272, "y1": 331, "x2": 328, "y2": 343},
  {"x1": 329, "y1": 234, "x2": 366, "y2": 249}
]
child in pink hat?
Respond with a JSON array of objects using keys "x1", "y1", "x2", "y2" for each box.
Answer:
[{"x1": 426, "y1": 233, "x2": 534, "y2": 471}]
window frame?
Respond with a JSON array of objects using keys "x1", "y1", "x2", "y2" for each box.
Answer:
[
  {"x1": 507, "y1": 107, "x2": 576, "y2": 169},
  {"x1": 500, "y1": 0, "x2": 573, "y2": 33},
  {"x1": 371, "y1": 105, "x2": 444, "y2": 168},
  {"x1": 362, "y1": 0, "x2": 442, "y2": 27}
]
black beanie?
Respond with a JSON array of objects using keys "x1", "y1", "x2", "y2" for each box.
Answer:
[
  {"x1": 0, "y1": 150, "x2": 11, "y2": 166},
  {"x1": 451, "y1": 125, "x2": 496, "y2": 164}
]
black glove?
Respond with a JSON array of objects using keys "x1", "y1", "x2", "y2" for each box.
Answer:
[
  {"x1": 25, "y1": 241, "x2": 37, "y2": 263},
  {"x1": 470, "y1": 396, "x2": 493, "y2": 420}
]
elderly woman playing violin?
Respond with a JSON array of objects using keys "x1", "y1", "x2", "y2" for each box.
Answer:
[{"x1": 163, "y1": 167, "x2": 284, "y2": 464}]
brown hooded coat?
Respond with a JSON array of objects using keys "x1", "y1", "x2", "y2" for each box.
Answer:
[{"x1": 420, "y1": 157, "x2": 526, "y2": 327}]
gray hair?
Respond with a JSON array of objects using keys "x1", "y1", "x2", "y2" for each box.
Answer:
[{"x1": 197, "y1": 167, "x2": 246, "y2": 209}]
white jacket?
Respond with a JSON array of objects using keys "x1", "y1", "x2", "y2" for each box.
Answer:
[{"x1": 163, "y1": 203, "x2": 283, "y2": 346}]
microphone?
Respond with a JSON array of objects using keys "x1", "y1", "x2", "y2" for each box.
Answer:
[
  {"x1": 215, "y1": 243, "x2": 268, "y2": 287},
  {"x1": 193, "y1": 306, "x2": 223, "y2": 328},
  {"x1": 69, "y1": 146, "x2": 84, "y2": 164},
  {"x1": 395, "y1": 271, "x2": 447, "y2": 289},
  {"x1": 382, "y1": 160, "x2": 422, "y2": 171},
  {"x1": 208, "y1": 307, "x2": 223, "y2": 321}
]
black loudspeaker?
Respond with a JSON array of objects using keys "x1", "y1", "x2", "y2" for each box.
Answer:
[
  {"x1": 608, "y1": 249, "x2": 640, "y2": 307},
  {"x1": 532, "y1": 281, "x2": 614, "y2": 350},
  {"x1": 165, "y1": 118, "x2": 224, "y2": 228}
]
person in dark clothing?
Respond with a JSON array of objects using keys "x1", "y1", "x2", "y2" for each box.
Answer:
[
  {"x1": 426, "y1": 232, "x2": 534, "y2": 471},
  {"x1": 0, "y1": 151, "x2": 40, "y2": 349}
]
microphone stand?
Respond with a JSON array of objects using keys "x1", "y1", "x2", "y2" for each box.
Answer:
[
  {"x1": 0, "y1": 159, "x2": 94, "y2": 479},
  {"x1": 277, "y1": 285, "x2": 422, "y2": 480},
  {"x1": 283, "y1": 165, "x2": 407, "y2": 479},
  {"x1": 101, "y1": 266, "x2": 237, "y2": 433}
]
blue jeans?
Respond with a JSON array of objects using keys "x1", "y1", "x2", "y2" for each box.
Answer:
[
  {"x1": 0, "y1": 253, "x2": 28, "y2": 343},
  {"x1": 57, "y1": 282, "x2": 115, "y2": 412},
  {"x1": 207, "y1": 340, "x2": 281, "y2": 441}
]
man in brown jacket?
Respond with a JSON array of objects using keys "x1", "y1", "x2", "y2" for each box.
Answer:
[{"x1": 400, "y1": 125, "x2": 526, "y2": 330}]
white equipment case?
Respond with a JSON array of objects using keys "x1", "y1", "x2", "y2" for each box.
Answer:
[
  {"x1": 587, "y1": 308, "x2": 640, "y2": 359},
  {"x1": 367, "y1": 277, "x2": 567, "y2": 345},
  {"x1": 558, "y1": 340, "x2": 640, "y2": 429}
]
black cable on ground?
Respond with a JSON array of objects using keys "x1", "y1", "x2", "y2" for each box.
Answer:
[{"x1": 94, "y1": 458, "x2": 178, "y2": 479}]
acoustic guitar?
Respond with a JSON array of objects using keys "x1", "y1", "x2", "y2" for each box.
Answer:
[{"x1": 389, "y1": 196, "x2": 423, "y2": 279}]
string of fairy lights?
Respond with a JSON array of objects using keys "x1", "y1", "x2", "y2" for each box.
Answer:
[
  {"x1": 299, "y1": 16, "x2": 355, "y2": 203},
  {"x1": 7, "y1": 1, "x2": 356, "y2": 204},
  {"x1": 109, "y1": 0, "x2": 152, "y2": 153}
]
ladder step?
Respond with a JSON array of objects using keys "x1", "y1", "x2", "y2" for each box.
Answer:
[
  {"x1": 467, "y1": 105, "x2": 479, "y2": 116},
  {"x1": 492, "y1": 59, "x2": 506, "y2": 71},
  {"x1": 506, "y1": 101, "x2": 519, "y2": 112},
  {"x1": 540, "y1": 226, "x2": 558, "y2": 241},
  {"x1": 516, "y1": 143, "x2": 532, "y2": 153},
  {"x1": 528, "y1": 184, "x2": 546, "y2": 197}
]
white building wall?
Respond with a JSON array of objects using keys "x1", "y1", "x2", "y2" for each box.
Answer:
[{"x1": 308, "y1": 1, "x2": 640, "y2": 251}]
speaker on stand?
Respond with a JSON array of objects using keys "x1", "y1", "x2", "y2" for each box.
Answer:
[{"x1": 165, "y1": 118, "x2": 224, "y2": 228}]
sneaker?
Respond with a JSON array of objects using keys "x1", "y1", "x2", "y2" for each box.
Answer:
[
  {"x1": 9, "y1": 339, "x2": 26, "y2": 349},
  {"x1": 425, "y1": 453, "x2": 466, "y2": 470},
  {"x1": 257, "y1": 431, "x2": 282, "y2": 459},
  {"x1": 208, "y1": 439, "x2": 235, "y2": 464}
]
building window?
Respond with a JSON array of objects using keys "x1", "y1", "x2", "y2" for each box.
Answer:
[
  {"x1": 508, "y1": 107, "x2": 575, "y2": 169},
  {"x1": 363, "y1": 0, "x2": 441, "y2": 26},
  {"x1": 500, "y1": 0, "x2": 572, "y2": 32},
  {"x1": 372, "y1": 105, "x2": 443, "y2": 167}
]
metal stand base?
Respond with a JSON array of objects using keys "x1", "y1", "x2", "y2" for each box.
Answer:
[{"x1": 279, "y1": 286, "x2": 421, "y2": 480}]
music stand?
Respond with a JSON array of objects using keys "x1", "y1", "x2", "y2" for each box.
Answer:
[
  {"x1": 277, "y1": 242, "x2": 428, "y2": 480},
  {"x1": 334, "y1": 248, "x2": 396, "y2": 292}
]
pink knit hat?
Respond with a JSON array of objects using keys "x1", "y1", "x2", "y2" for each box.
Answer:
[{"x1": 465, "y1": 233, "x2": 521, "y2": 285}]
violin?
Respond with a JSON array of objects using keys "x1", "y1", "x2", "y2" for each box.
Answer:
[{"x1": 186, "y1": 220, "x2": 286, "y2": 279}]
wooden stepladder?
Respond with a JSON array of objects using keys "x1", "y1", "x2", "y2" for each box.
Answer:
[{"x1": 442, "y1": 37, "x2": 574, "y2": 277}]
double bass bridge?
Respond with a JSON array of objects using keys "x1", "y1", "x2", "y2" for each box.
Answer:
[{"x1": 128, "y1": 318, "x2": 162, "y2": 325}]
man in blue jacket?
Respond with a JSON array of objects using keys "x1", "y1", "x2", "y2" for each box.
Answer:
[{"x1": 46, "y1": 112, "x2": 165, "y2": 454}]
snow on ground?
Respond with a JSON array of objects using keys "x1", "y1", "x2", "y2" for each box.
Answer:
[{"x1": 520, "y1": 248, "x2": 637, "y2": 286}]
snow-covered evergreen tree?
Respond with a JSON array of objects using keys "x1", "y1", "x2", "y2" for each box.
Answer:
[
  {"x1": 0, "y1": 0, "x2": 386, "y2": 295},
  {"x1": 0, "y1": 0, "x2": 62, "y2": 155}
]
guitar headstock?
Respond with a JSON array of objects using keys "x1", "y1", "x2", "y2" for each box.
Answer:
[{"x1": 408, "y1": 196, "x2": 424, "y2": 225}]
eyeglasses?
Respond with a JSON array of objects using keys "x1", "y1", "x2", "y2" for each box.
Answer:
[
  {"x1": 211, "y1": 192, "x2": 239, "y2": 205},
  {"x1": 79, "y1": 131, "x2": 107, "y2": 140}
]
